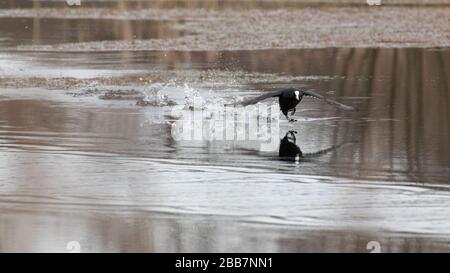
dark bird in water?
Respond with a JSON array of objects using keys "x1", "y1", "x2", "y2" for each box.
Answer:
[
  {"x1": 279, "y1": 130, "x2": 302, "y2": 161},
  {"x1": 279, "y1": 130, "x2": 349, "y2": 162},
  {"x1": 232, "y1": 130, "x2": 352, "y2": 162},
  {"x1": 239, "y1": 87, "x2": 355, "y2": 121}
]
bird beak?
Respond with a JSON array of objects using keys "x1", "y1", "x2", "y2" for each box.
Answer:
[{"x1": 294, "y1": 90, "x2": 300, "y2": 101}]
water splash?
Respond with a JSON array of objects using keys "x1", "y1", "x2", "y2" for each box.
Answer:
[
  {"x1": 136, "y1": 83, "x2": 176, "y2": 107},
  {"x1": 183, "y1": 84, "x2": 207, "y2": 110}
]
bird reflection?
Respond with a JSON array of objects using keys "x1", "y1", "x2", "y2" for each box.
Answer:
[
  {"x1": 279, "y1": 130, "x2": 302, "y2": 161},
  {"x1": 279, "y1": 130, "x2": 347, "y2": 162},
  {"x1": 229, "y1": 130, "x2": 349, "y2": 163}
]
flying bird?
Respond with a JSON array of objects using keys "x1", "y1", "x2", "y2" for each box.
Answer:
[{"x1": 237, "y1": 87, "x2": 356, "y2": 121}]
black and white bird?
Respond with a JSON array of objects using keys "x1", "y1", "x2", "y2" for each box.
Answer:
[
  {"x1": 238, "y1": 87, "x2": 355, "y2": 121},
  {"x1": 279, "y1": 130, "x2": 302, "y2": 161},
  {"x1": 279, "y1": 130, "x2": 351, "y2": 162}
]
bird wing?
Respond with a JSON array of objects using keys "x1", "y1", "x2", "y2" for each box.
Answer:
[
  {"x1": 303, "y1": 90, "x2": 356, "y2": 111},
  {"x1": 302, "y1": 142, "x2": 353, "y2": 158},
  {"x1": 237, "y1": 90, "x2": 285, "y2": 106}
]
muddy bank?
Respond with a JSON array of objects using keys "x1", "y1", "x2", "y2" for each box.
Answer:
[{"x1": 1, "y1": 6, "x2": 450, "y2": 50}]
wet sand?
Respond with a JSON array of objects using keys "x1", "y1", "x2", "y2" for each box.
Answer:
[{"x1": 1, "y1": 4, "x2": 449, "y2": 50}]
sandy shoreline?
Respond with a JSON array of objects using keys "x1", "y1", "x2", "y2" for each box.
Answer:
[{"x1": 1, "y1": 6, "x2": 449, "y2": 51}]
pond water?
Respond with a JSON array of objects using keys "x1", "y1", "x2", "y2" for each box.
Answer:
[{"x1": 0, "y1": 1, "x2": 449, "y2": 253}]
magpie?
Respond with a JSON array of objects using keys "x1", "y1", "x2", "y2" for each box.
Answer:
[{"x1": 239, "y1": 87, "x2": 355, "y2": 121}]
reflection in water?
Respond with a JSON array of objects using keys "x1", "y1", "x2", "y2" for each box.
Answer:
[
  {"x1": 279, "y1": 131, "x2": 302, "y2": 161},
  {"x1": 0, "y1": 11, "x2": 449, "y2": 252},
  {"x1": 278, "y1": 130, "x2": 347, "y2": 162},
  {"x1": 2, "y1": 210, "x2": 450, "y2": 253},
  {"x1": 0, "y1": 17, "x2": 181, "y2": 47},
  {"x1": 0, "y1": 67, "x2": 449, "y2": 252}
]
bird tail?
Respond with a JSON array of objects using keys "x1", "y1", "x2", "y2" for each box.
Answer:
[
  {"x1": 303, "y1": 90, "x2": 356, "y2": 111},
  {"x1": 227, "y1": 90, "x2": 284, "y2": 107}
]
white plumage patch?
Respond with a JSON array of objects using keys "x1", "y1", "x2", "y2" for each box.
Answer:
[{"x1": 294, "y1": 90, "x2": 300, "y2": 101}]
